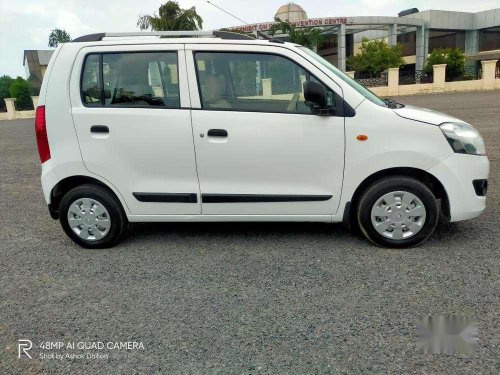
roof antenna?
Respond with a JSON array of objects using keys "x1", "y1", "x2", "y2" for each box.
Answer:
[
  {"x1": 206, "y1": 1, "x2": 249, "y2": 25},
  {"x1": 206, "y1": 1, "x2": 269, "y2": 40}
]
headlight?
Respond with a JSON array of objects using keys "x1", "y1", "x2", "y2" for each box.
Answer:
[{"x1": 439, "y1": 122, "x2": 486, "y2": 156}]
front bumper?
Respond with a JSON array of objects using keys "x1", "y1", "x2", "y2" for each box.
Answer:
[{"x1": 428, "y1": 154, "x2": 489, "y2": 222}]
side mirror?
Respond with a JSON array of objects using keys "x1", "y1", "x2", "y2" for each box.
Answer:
[{"x1": 304, "y1": 81, "x2": 327, "y2": 109}]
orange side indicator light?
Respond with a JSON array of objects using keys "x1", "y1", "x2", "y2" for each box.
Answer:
[{"x1": 357, "y1": 134, "x2": 368, "y2": 141}]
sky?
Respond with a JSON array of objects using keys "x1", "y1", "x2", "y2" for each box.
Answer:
[{"x1": 1, "y1": 0, "x2": 498, "y2": 77}]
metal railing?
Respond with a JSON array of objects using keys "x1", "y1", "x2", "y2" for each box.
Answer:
[
  {"x1": 463, "y1": 66, "x2": 480, "y2": 80},
  {"x1": 354, "y1": 74, "x2": 388, "y2": 87},
  {"x1": 399, "y1": 70, "x2": 433, "y2": 85}
]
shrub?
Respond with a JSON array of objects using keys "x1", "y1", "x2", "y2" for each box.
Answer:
[
  {"x1": 424, "y1": 48, "x2": 465, "y2": 80},
  {"x1": 9, "y1": 77, "x2": 34, "y2": 111},
  {"x1": 424, "y1": 48, "x2": 448, "y2": 75},
  {"x1": 0, "y1": 75, "x2": 14, "y2": 112},
  {"x1": 14, "y1": 92, "x2": 34, "y2": 111},
  {"x1": 446, "y1": 48, "x2": 465, "y2": 79},
  {"x1": 346, "y1": 38, "x2": 405, "y2": 77}
]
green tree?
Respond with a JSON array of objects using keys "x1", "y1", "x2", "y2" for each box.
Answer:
[
  {"x1": 0, "y1": 75, "x2": 14, "y2": 111},
  {"x1": 9, "y1": 77, "x2": 33, "y2": 110},
  {"x1": 268, "y1": 18, "x2": 323, "y2": 49},
  {"x1": 424, "y1": 48, "x2": 465, "y2": 80},
  {"x1": 48, "y1": 28, "x2": 71, "y2": 47},
  {"x1": 347, "y1": 38, "x2": 405, "y2": 77},
  {"x1": 137, "y1": 1, "x2": 203, "y2": 31}
]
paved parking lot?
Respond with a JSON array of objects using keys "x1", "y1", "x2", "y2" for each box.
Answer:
[{"x1": 1, "y1": 91, "x2": 499, "y2": 374}]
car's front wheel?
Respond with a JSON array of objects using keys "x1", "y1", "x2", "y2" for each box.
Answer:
[
  {"x1": 357, "y1": 176, "x2": 439, "y2": 248},
  {"x1": 59, "y1": 184, "x2": 127, "y2": 248}
]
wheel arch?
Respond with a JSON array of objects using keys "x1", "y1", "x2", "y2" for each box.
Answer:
[
  {"x1": 49, "y1": 175, "x2": 129, "y2": 219},
  {"x1": 346, "y1": 167, "x2": 450, "y2": 227}
]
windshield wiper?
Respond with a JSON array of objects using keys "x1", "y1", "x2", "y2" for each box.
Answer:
[{"x1": 384, "y1": 98, "x2": 405, "y2": 109}]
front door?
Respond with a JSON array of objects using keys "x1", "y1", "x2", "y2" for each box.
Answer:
[
  {"x1": 186, "y1": 45, "x2": 346, "y2": 216},
  {"x1": 70, "y1": 45, "x2": 201, "y2": 215}
]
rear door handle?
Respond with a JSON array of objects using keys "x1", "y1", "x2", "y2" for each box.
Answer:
[
  {"x1": 91, "y1": 125, "x2": 109, "y2": 134},
  {"x1": 207, "y1": 129, "x2": 228, "y2": 137}
]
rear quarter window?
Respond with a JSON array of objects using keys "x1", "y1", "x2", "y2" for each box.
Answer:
[{"x1": 81, "y1": 54, "x2": 102, "y2": 106}]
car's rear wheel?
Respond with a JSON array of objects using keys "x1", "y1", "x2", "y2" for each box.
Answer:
[
  {"x1": 59, "y1": 184, "x2": 127, "y2": 248},
  {"x1": 357, "y1": 176, "x2": 439, "y2": 248}
]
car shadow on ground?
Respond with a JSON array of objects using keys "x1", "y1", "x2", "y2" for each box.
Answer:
[
  {"x1": 128, "y1": 221, "x2": 349, "y2": 238},
  {"x1": 122, "y1": 218, "x2": 465, "y2": 249}
]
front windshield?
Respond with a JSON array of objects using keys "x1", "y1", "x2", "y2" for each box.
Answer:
[{"x1": 298, "y1": 46, "x2": 387, "y2": 107}]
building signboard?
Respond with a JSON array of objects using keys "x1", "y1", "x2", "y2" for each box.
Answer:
[{"x1": 230, "y1": 17, "x2": 351, "y2": 32}]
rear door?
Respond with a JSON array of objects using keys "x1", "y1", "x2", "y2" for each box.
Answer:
[
  {"x1": 70, "y1": 44, "x2": 201, "y2": 215},
  {"x1": 185, "y1": 44, "x2": 346, "y2": 216}
]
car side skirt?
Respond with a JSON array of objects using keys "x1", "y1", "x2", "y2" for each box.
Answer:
[{"x1": 126, "y1": 214, "x2": 334, "y2": 223}]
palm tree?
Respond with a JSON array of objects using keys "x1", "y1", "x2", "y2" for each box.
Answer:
[
  {"x1": 268, "y1": 19, "x2": 323, "y2": 50},
  {"x1": 48, "y1": 28, "x2": 71, "y2": 47},
  {"x1": 137, "y1": 1, "x2": 203, "y2": 31}
]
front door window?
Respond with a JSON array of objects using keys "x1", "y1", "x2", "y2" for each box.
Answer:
[{"x1": 194, "y1": 52, "x2": 341, "y2": 115}]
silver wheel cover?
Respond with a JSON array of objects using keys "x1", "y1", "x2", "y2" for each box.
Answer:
[
  {"x1": 370, "y1": 190, "x2": 426, "y2": 240},
  {"x1": 67, "y1": 198, "x2": 111, "y2": 241}
]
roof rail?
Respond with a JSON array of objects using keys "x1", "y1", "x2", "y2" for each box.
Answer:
[{"x1": 72, "y1": 31, "x2": 255, "y2": 42}]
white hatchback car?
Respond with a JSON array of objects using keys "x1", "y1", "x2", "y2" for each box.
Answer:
[{"x1": 35, "y1": 31, "x2": 489, "y2": 248}]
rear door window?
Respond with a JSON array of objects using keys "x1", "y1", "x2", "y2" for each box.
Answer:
[{"x1": 81, "y1": 52, "x2": 180, "y2": 108}]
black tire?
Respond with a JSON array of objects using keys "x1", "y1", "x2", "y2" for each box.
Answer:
[
  {"x1": 356, "y1": 176, "x2": 439, "y2": 248},
  {"x1": 59, "y1": 184, "x2": 127, "y2": 248}
]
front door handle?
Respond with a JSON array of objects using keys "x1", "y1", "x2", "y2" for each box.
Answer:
[
  {"x1": 91, "y1": 125, "x2": 109, "y2": 134},
  {"x1": 207, "y1": 129, "x2": 228, "y2": 137}
]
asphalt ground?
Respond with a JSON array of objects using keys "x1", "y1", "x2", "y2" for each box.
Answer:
[{"x1": 0, "y1": 90, "x2": 499, "y2": 374}]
